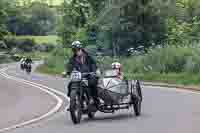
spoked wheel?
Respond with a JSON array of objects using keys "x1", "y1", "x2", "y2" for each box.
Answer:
[
  {"x1": 133, "y1": 98, "x2": 141, "y2": 116},
  {"x1": 26, "y1": 64, "x2": 32, "y2": 74},
  {"x1": 136, "y1": 80, "x2": 143, "y2": 101},
  {"x1": 26, "y1": 69, "x2": 31, "y2": 74},
  {"x1": 132, "y1": 80, "x2": 142, "y2": 116},
  {"x1": 69, "y1": 90, "x2": 82, "y2": 124}
]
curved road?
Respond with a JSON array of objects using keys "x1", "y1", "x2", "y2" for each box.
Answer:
[{"x1": 2, "y1": 63, "x2": 200, "y2": 133}]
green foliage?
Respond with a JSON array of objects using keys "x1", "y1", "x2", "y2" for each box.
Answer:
[
  {"x1": 96, "y1": 0, "x2": 171, "y2": 55},
  {"x1": 167, "y1": 17, "x2": 191, "y2": 45},
  {"x1": 131, "y1": 72, "x2": 200, "y2": 85},
  {"x1": 0, "y1": 0, "x2": 13, "y2": 40},
  {"x1": 94, "y1": 0, "x2": 200, "y2": 54},
  {"x1": 118, "y1": 46, "x2": 200, "y2": 74},
  {"x1": 73, "y1": 28, "x2": 88, "y2": 45},
  {"x1": 87, "y1": 0, "x2": 106, "y2": 17},
  {"x1": 59, "y1": 0, "x2": 105, "y2": 49},
  {"x1": 58, "y1": 1, "x2": 77, "y2": 48},
  {"x1": 40, "y1": 48, "x2": 65, "y2": 74},
  {"x1": 8, "y1": 35, "x2": 59, "y2": 45},
  {"x1": 7, "y1": 1, "x2": 57, "y2": 35},
  {"x1": 4, "y1": 36, "x2": 36, "y2": 52}
]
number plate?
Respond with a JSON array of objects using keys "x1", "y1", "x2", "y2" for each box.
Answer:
[{"x1": 70, "y1": 71, "x2": 82, "y2": 81}]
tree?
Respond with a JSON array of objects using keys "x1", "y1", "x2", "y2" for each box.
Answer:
[
  {"x1": 29, "y1": 2, "x2": 56, "y2": 35},
  {"x1": 59, "y1": 0, "x2": 95, "y2": 47},
  {"x1": 7, "y1": 1, "x2": 57, "y2": 35},
  {"x1": 58, "y1": 0, "x2": 76, "y2": 47},
  {"x1": 108, "y1": 0, "x2": 168, "y2": 55},
  {"x1": 87, "y1": 0, "x2": 106, "y2": 17},
  {"x1": 0, "y1": 0, "x2": 11, "y2": 40}
]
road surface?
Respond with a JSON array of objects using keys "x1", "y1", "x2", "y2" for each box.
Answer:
[{"x1": 1, "y1": 63, "x2": 200, "y2": 133}]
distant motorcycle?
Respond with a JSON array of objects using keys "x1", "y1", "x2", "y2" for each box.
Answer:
[{"x1": 66, "y1": 69, "x2": 142, "y2": 124}]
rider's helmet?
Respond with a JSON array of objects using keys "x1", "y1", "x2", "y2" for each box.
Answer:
[
  {"x1": 71, "y1": 41, "x2": 83, "y2": 54},
  {"x1": 71, "y1": 41, "x2": 82, "y2": 49}
]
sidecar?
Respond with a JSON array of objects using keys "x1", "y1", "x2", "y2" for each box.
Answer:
[{"x1": 97, "y1": 69, "x2": 142, "y2": 116}]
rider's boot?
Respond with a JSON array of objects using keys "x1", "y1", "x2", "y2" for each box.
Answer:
[
  {"x1": 93, "y1": 97, "x2": 100, "y2": 108},
  {"x1": 66, "y1": 104, "x2": 71, "y2": 111}
]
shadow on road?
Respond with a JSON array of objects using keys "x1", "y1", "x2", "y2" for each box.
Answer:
[{"x1": 82, "y1": 113, "x2": 135, "y2": 123}]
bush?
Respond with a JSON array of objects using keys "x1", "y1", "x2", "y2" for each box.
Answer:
[
  {"x1": 121, "y1": 46, "x2": 200, "y2": 74},
  {"x1": 5, "y1": 37, "x2": 36, "y2": 52},
  {"x1": 0, "y1": 40, "x2": 7, "y2": 49},
  {"x1": 34, "y1": 43, "x2": 55, "y2": 52}
]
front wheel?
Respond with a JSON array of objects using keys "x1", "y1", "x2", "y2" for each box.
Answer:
[
  {"x1": 69, "y1": 90, "x2": 82, "y2": 124},
  {"x1": 133, "y1": 99, "x2": 141, "y2": 116},
  {"x1": 26, "y1": 68, "x2": 31, "y2": 74}
]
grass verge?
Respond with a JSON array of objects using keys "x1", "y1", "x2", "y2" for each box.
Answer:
[
  {"x1": 36, "y1": 46, "x2": 200, "y2": 87},
  {"x1": 37, "y1": 65, "x2": 62, "y2": 75},
  {"x1": 36, "y1": 54, "x2": 65, "y2": 75},
  {"x1": 6, "y1": 35, "x2": 59, "y2": 45},
  {"x1": 130, "y1": 73, "x2": 200, "y2": 86}
]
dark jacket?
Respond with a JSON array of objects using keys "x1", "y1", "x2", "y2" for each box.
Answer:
[{"x1": 66, "y1": 53, "x2": 97, "y2": 74}]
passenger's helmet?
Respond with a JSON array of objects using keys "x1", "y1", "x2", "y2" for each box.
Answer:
[{"x1": 112, "y1": 62, "x2": 121, "y2": 69}]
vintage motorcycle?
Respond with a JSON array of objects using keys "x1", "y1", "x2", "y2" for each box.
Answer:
[{"x1": 66, "y1": 69, "x2": 142, "y2": 124}]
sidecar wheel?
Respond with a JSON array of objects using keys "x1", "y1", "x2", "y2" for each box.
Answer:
[
  {"x1": 132, "y1": 80, "x2": 142, "y2": 116},
  {"x1": 88, "y1": 112, "x2": 95, "y2": 119}
]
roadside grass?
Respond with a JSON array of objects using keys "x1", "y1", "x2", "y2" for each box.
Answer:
[
  {"x1": 37, "y1": 64, "x2": 63, "y2": 75},
  {"x1": 0, "y1": 56, "x2": 14, "y2": 64},
  {"x1": 37, "y1": 59, "x2": 200, "y2": 86},
  {"x1": 36, "y1": 46, "x2": 200, "y2": 86},
  {"x1": 19, "y1": 52, "x2": 50, "y2": 60},
  {"x1": 129, "y1": 72, "x2": 200, "y2": 86},
  {"x1": 36, "y1": 54, "x2": 65, "y2": 75},
  {"x1": 17, "y1": 0, "x2": 63, "y2": 6},
  {"x1": 5, "y1": 35, "x2": 60, "y2": 45},
  {"x1": 0, "y1": 53, "x2": 15, "y2": 64}
]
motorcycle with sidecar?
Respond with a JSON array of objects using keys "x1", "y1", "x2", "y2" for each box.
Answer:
[{"x1": 66, "y1": 69, "x2": 143, "y2": 124}]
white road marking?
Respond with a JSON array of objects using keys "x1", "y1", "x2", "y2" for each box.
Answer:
[
  {"x1": 0, "y1": 68, "x2": 67, "y2": 133},
  {"x1": 2, "y1": 68, "x2": 69, "y2": 100}
]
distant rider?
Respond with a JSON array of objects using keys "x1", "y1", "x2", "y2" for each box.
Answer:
[
  {"x1": 25, "y1": 57, "x2": 32, "y2": 64},
  {"x1": 20, "y1": 57, "x2": 26, "y2": 69},
  {"x1": 20, "y1": 56, "x2": 26, "y2": 63}
]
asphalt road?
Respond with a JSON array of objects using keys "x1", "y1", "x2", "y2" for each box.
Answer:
[
  {"x1": 0, "y1": 63, "x2": 58, "y2": 131},
  {"x1": 2, "y1": 63, "x2": 200, "y2": 133}
]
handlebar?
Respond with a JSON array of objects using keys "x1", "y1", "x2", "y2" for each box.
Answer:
[
  {"x1": 67, "y1": 71, "x2": 97, "y2": 77},
  {"x1": 81, "y1": 72, "x2": 96, "y2": 76}
]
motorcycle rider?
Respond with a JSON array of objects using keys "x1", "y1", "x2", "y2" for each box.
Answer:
[
  {"x1": 24, "y1": 57, "x2": 32, "y2": 68},
  {"x1": 20, "y1": 56, "x2": 26, "y2": 69},
  {"x1": 25, "y1": 57, "x2": 32, "y2": 64},
  {"x1": 66, "y1": 41, "x2": 99, "y2": 106},
  {"x1": 20, "y1": 56, "x2": 26, "y2": 64}
]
